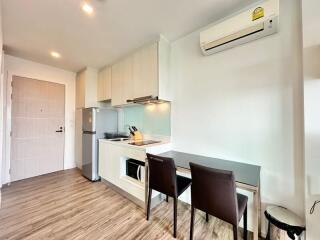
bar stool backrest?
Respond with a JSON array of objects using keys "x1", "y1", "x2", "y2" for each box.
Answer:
[
  {"x1": 190, "y1": 162, "x2": 239, "y2": 226},
  {"x1": 147, "y1": 153, "x2": 178, "y2": 197}
]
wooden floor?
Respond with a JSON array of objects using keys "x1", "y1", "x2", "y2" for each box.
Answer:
[{"x1": 0, "y1": 169, "x2": 257, "y2": 240}]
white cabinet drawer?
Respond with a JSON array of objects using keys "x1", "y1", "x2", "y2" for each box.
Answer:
[{"x1": 121, "y1": 147, "x2": 146, "y2": 161}]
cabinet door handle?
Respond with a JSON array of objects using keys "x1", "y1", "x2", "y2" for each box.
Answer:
[{"x1": 137, "y1": 166, "x2": 141, "y2": 181}]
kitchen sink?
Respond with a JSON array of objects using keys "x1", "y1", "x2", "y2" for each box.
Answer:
[{"x1": 109, "y1": 138, "x2": 129, "y2": 142}]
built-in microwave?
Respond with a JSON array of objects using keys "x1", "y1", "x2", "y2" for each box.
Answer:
[{"x1": 126, "y1": 159, "x2": 145, "y2": 183}]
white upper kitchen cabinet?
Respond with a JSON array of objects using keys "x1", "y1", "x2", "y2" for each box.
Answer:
[
  {"x1": 111, "y1": 56, "x2": 133, "y2": 106},
  {"x1": 133, "y1": 37, "x2": 171, "y2": 101},
  {"x1": 76, "y1": 67, "x2": 99, "y2": 109},
  {"x1": 111, "y1": 37, "x2": 171, "y2": 106},
  {"x1": 97, "y1": 66, "x2": 112, "y2": 101},
  {"x1": 132, "y1": 42, "x2": 158, "y2": 98}
]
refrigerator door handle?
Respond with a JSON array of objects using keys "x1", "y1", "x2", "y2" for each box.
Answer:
[{"x1": 83, "y1": 131, "x2": 96, "y2": 134}]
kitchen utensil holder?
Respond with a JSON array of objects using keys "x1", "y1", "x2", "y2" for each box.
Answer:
[{"x1": 133, "y1": 131, "x2": 143, "y2": 141}]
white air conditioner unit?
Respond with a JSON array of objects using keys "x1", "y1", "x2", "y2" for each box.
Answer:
[{"x1": 200, "y1": 0, "x2": 279, "y2": 55}]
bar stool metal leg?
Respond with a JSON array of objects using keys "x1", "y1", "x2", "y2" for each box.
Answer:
[
  {"x1": 243, "y1": 206, "x2": 247, "y2": 240},
  {"x1": 146, "y1": 188, "x2": 152, "y2": 221},
  {"x1": 233, "y1": 225, "x2": 238, "y2": 240},
  {"x1": 173, "y1": 197, "x2": 177, "y2": 238},
  {"x1": 190, "y1": 206, "x2": 195, "y2": 240}
]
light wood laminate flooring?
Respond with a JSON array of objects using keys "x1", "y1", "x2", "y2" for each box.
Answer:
[{"x1": 0, "y1": 169, "x2": 258, "y2": 240}]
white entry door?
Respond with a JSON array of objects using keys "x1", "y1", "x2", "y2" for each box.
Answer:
[{"x1": 10, "y1": 76, "x2": 65, "y2": 182}]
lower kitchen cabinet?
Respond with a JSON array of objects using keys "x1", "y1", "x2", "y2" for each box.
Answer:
[
  {"x1": 99, "y1": 141, "x2": 119, "y2": 183},
  {"x1": 98, "y1": 139, "x2": 172, "y2": 205},
  {"x1": 98, "y1": 140, "x2": 146, "y2": 202}
]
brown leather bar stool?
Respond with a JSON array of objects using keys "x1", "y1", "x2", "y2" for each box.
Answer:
[
  {"x1": 189, "y1": 162, "x2": 248, "y2": 240},
  {"x1": 146, "y1": 153, "x2": 192, "y2": 238}
]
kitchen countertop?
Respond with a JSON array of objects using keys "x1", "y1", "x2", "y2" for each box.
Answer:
[{"x1": 99, "y1": 137, "x2": 171, "y2": 150}]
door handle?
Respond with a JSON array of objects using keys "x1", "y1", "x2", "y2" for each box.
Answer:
[{"x1": 55, "y1": 126, "x2": 64, "y2": 133}]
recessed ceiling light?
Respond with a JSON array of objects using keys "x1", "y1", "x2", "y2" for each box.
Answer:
[
  {"x1": 82, "y1": 2, "x2": 94, "y2": 15},
  {"x1": 50, "y1": 51, "x2": 61, "y2": 58}
]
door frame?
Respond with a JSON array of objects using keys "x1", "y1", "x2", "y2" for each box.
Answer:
[{"x1": 4, "y1": 71, "x2": 67, "y2": 183}]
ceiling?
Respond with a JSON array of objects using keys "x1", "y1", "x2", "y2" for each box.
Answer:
[{"x1": 2, "y1": 0, "x2": 258, "y2": 72}]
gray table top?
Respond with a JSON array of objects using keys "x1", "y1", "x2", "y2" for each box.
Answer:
[{"x1": 158, "y1": 151, "x2": 261, "y2": 188}]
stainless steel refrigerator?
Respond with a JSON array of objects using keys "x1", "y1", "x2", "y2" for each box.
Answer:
[{"x1": 82, "y1": 107, "x2": 118, "y2": 181}]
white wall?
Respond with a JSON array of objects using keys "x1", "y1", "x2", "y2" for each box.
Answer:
[
  {"x1": 170, "y1": 0, "x2": 304, "y2": 234},
  {"x1": 302, "y1": 0, "x2": 320, "y2": 239},
  {"x1": 2, "y1": 55, "x2": 76, "y2": 184}
]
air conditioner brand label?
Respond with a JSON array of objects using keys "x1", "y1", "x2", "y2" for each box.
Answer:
[{"x1": 252, "y1": 7, "x2": 264, "y2": 21}]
